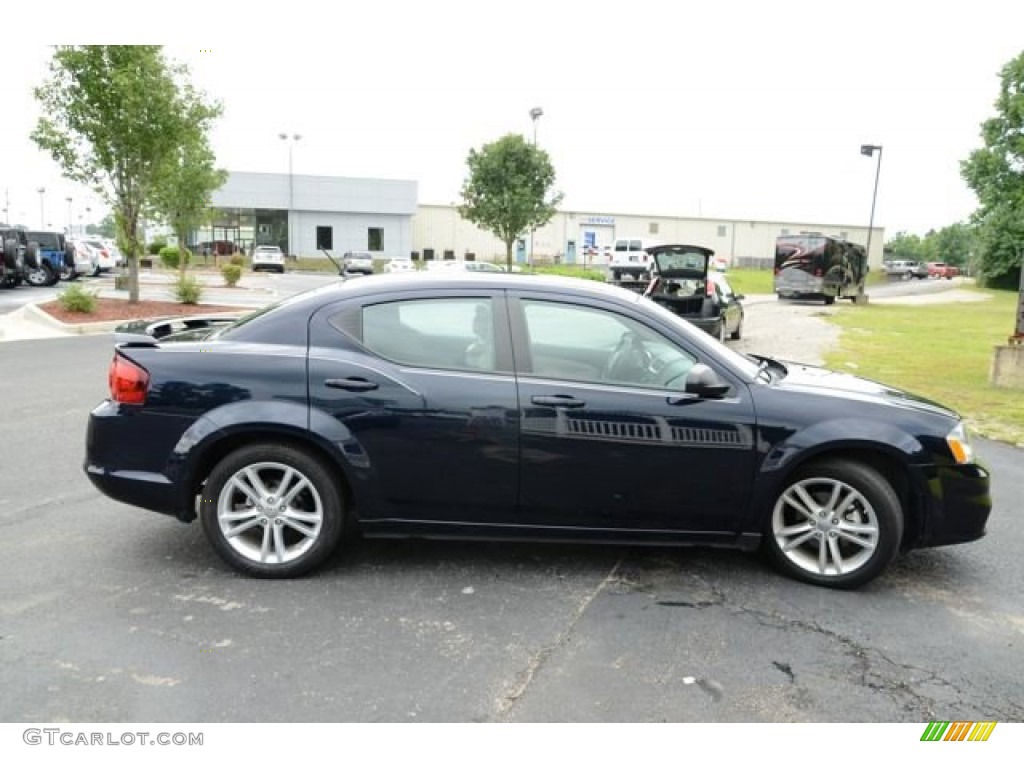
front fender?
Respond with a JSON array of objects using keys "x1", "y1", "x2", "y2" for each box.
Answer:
[{"x1": 748, "y1": 417, "x2": 927, "y2": 525}]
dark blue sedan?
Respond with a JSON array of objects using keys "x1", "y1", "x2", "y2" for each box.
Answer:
[{"x1": 85, "y1": 273, "x2": 991, "y2": 588}]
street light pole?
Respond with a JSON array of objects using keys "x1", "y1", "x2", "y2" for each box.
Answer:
[
  {"x1": 66, "y1": 196, "x2": 73, "y2": 235},
  {"x1": 37, "y1": 187, "x2": 46, "y2": 229},
  {"x1": 279, "y1": 132, "x2": 302, "y2": 256},
  {"x1": 860, "y1": 144, "x2": 883, "y2": 271},
  {"x1": 529, "y1": 107, "x2": 543, "y2": 267}
]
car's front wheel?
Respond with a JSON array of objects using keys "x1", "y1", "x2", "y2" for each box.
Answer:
[
  {"x1": 200, "y1": 443, "x2": 347, "y2": 578},
  {"x1": 762, "y1": 460, "x2": 902, "y2": 589}
]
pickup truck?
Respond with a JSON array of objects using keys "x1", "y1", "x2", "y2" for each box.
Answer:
[{"x1": 926, "y1": 262, "x2": 960, "y2": 279}]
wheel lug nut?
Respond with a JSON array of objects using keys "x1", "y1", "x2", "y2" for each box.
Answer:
[
  {"x1": 831, "y1": 519, "x2": 838, "y2": 525},
  {"x1": 829, "y1": 531, "x2": 837, "y2": 538}
]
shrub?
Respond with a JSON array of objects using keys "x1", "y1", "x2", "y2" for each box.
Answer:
[
  {"x1": 57, "y1": 283, "x2": 99, "y2": 313},
  {"x1": 221, "y1": 263, "x2": 242, "y2": 287},
  {"x1": 148, "y1": 238, "x2": 167, "y2": 256},
  {"x1": 229, "y1": 253, "x2": 245, "y2": 267},
  {"x1": 159, "y1": 245, "x2": 191, "y2": 270},
  {"x1": 174, "y1": 274, "x2": 203, "y2": 305}
]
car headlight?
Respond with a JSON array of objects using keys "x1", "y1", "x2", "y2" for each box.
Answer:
[{"x1": 946, "y1": 422, "x2": 975, "y2": 465}]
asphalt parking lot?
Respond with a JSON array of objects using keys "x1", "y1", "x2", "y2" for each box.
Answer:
[{"x1": 1, "y1": 322, "x2": 1021, "y2": 723}]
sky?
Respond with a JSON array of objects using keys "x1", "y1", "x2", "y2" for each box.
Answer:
[{"x1": 2, "y1": 0, "x2": 1022, "y2": 238}]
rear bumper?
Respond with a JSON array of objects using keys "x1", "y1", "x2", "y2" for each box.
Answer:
[{"x1": 85, "y1": 400, "x2": 198, "y2": 522}]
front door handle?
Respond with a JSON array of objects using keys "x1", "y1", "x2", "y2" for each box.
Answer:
[
  {"x1": 531, "y1": 395, "x2": 585, "y2": 408},
  {"x1": 325, "y1": 377, "x2": 379, "y2": 392}
]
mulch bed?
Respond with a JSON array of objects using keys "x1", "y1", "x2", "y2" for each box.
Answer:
[{"x1": 37, "y1": 298, "x2": 249, "y2": 325}]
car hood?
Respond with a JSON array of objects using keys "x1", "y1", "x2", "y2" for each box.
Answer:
[
  {"x1": 771, "y1": 360, "x2": 959, "y2": 420},
  {"x1": 649, "y1": 244, "x2": 713, "y2": 279}
]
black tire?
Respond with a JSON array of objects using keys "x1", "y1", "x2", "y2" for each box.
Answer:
[
  {"x1": 823, "y1": 295, "x2": 836, "y2": 305},
  {"x1": 199, "y1": 443, "x2": 347, "y2": 578},
  {"x1": 716, "y1": 320, "x2": 726, "y2": 343},
  {"x1": 762, "y1": 460, "x2": 903, "y2": 589},
  {"x1": 612, "y1": 269, "x2": 622, "y2": 281},
  {"x1": 730, "y1": 317, "x2": 743, "y2": 340},
  {"x1": 2, "y1": 238, "x2": 17, "y2": 270},
  {"x1": 26, "y1": 264, "x2": 55, "y2": 287},
  {"x1": 24, "y1": 242, "x2": 40, "y2": 269}
]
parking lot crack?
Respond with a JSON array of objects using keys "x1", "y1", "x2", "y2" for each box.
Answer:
[{"x1": 492, "y1": 557, "x2": 623, "y2": 722}]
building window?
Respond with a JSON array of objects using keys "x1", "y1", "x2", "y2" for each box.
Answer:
[
  {"x1": 717, "y1": 225, "x2": 727, "y2": 237},
  {"x1": 316, "y1": 226, "x2": 333, "y2": 251},
  {"x1": 368, "y1": 228, "x2": 383, "y2": 251},
  {"x1": 780, "y1": 228, "x2": 790, "y2": 236},
  {"x1": 839, "y1": 231, "x2": 848, "y2": 239},
  {"x1": 649, "y1": 222, "x2": 659, "y2": 235}
]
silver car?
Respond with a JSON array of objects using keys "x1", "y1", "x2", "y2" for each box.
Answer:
[
  {"x1": 343, "y1": 251, "x2": 375, "y2": 275},
  {"x1": 252, "y1": 245, "x2": 285, "y2": 274}
]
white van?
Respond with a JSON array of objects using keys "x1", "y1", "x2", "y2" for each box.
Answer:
[{"x1": 609, "y1": 237, "x2": 663, "y2": 280}]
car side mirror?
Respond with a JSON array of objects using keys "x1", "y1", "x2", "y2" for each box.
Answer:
[
  {"x1": 734, "y1": 293, "x2": 746, "y2": 300},
  {"x1": 685, "y1": 363, "x2": 731, "y2": 398}
]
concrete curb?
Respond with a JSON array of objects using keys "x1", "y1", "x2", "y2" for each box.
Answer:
[{"x1": 1, "y1": 303, "x2": 250, "y2": 340}]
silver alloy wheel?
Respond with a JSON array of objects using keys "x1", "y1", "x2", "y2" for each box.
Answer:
[
  {"x1": 26, "y1": 267, "x2": 50, "y2": 286},
  {"x1": 771, "y1": 476, "x2": 880, "y2": 577},
  {"x1": 216, "y1": 461, "x2": 324, "y2": 565}
]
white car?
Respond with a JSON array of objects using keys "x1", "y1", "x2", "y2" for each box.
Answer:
[
  {"x1": 343, "y1": 251, "x2": 375, "y2": 275},
  {"x1": 67, "y1": 239, "x2": 100, "y2": 278},
  {"x1": 383, "y1": 258, "x2": 417, "y2": 274},
  {"x1": 252, "y1": 245, "x2": 286, "y2": 273},
  {"x1": 82, "y1": 238, "x2": 118, "y2": 273}
]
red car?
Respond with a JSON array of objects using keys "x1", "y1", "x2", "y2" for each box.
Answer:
[{"x1": 927, "y1": 262, "x2": 960, "y2": 279}]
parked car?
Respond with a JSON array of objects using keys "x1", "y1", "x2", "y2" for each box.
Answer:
[
  {"x1": 85, "y1": 273, "x2": 991, "y2": 589},
  {"x1": 882, "y1": 260, "x2": 927, "y2": 280},
  {"x1": 1, "y1": 226, "x2": 35, "y2": 288},
  {"x1": 24, "y1": 230, "x2": 72, "y2": 286},
  {"x1": 383, "y1": 258, "x2": 417, "y2": 274},
  {"x1": 80, "y1": 238, "x2": 118, "y2": 273},
  {"x1": 631, "y1": 244, "x2": 744, "y2": 343},
  {"x1": 342, "y1": 251, "x2": 375, "y2": 275},
  {"x1": 66, "y1": 238, "x2": 99, "y2": 279},
  {"x1": 927, "y1": 262, "x2": 960, "y2": 279},
  {"x1": 251, "y1": 245, "x2": 286, "y2": 273},
  {"x1": 609, "y1": 237, "x2": 663, "y2": 281}
]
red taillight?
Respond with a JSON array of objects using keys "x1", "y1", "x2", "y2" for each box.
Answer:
[
  {"x1": 109, "y1": 353, "x2": 149, "y2": 404},
  {"x1": 706, "y1": 280, "x2": 715, "y2": 297}
]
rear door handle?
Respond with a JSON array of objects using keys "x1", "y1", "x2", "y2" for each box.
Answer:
[
  {"x1": 325, "y1": 377, "x2": 379, "y2": 392},
  {"x1": 531, "y1": 395, "x2": 585, "y2": 408}
]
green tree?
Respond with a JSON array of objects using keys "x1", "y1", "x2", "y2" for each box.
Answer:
[
  {"x1": 85, "y1": 212, "x2": 116, "y2": 239},
  {"x1": 961, "y1": 50, "x2": 1024, "y2": 286},
  {"x1": 883, "y1": 231, "x2": 924, "y2": 261},
  {"x1": 458, "y1": 134, "x2": 564, "y2": 269},
  {"x1": 928, "y1": 222, "x2": 976, "y2": 270},
  {"x1": 31, "y1": 46, "x2": 215, "y2": 302},
  {"x1": 149, "y1": 87, "x2": 226, "y2": 277}
]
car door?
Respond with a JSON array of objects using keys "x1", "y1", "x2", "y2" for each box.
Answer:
[
  {"x1": 308, "y1": 289, "x2": 520, "y2": 526},
  {"x1": 509, "y1": 293, "x2": 757, "y2": 537}
]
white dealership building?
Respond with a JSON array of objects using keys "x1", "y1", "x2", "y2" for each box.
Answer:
[{"x1": 203, "y1": 172, "x2": 882, "y2": 267}]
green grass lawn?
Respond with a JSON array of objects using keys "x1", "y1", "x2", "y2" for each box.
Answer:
[
  {"x1": 824, "y1": 289, "x2": 1024, "y2": 446},
  {"x1": 722, "y1": 268, "x2": 774, "y2": 295}
]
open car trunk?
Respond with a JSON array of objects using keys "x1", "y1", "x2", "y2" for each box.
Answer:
[{"x1": 643, "y1": 244, "x2": 715, "y2": 319}]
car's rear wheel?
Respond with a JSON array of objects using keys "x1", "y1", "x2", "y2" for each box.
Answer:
[
  {"x1": 200, "y1": 444, "x2": 347, "y2": 578},
  {"x1": 823, "y1": 295, "x2": 836, "y2": 305},
  {"x1": 26, "y1": 264, "x2": 55, "y2": 287},
  {"x1": 730, "y1": 317, "x2": 743, "y2": 340},
  {"x1": 717, "y1": 320, "x2": 726, "y2": 343},
  {"x1": 762, "y1": 460, "x2": 902, "y2": 589}
]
